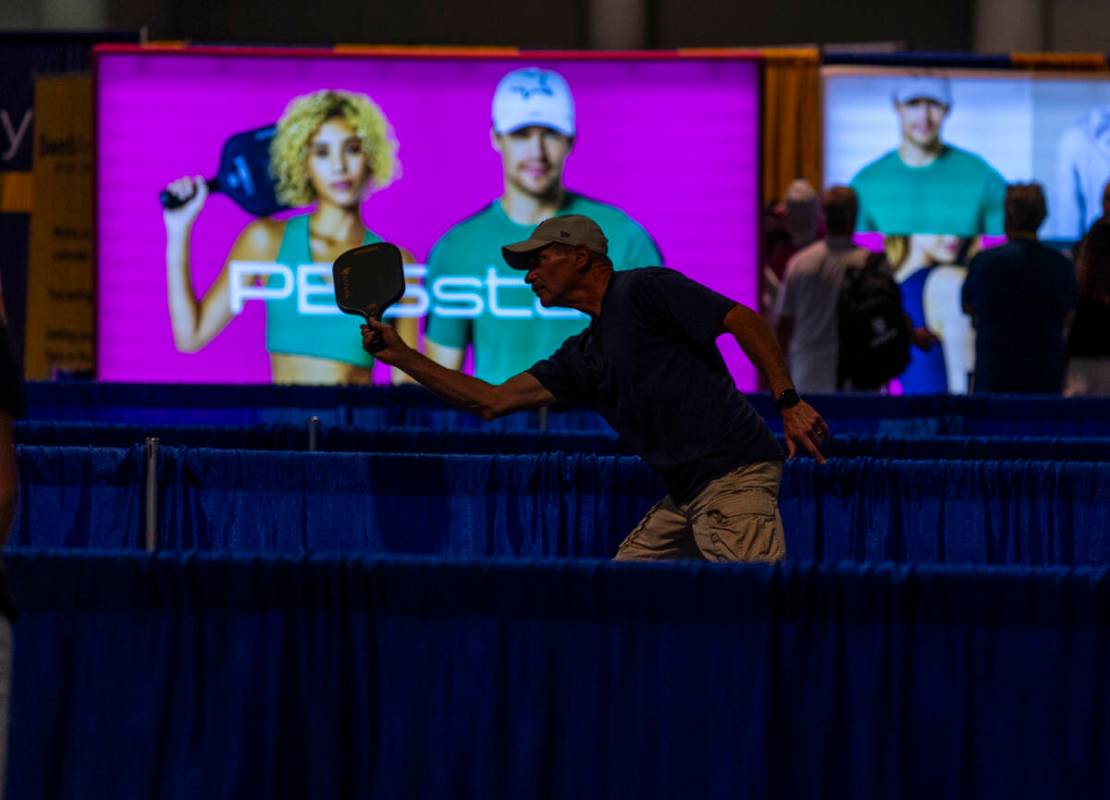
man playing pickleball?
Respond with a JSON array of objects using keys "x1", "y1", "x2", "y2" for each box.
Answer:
[{"x1": 362, "y1": 215, "x2": 827, "y2": 562}]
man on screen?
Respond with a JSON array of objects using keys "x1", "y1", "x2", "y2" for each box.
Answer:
[
  {"x1": 850, "y1": 75, "x2": 1007, "y2": 236},
  {"x1": 422, "y1": 67, "x2": 662, "y2": 383}
]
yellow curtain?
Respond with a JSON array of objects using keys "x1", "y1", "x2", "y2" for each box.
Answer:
[
  {"x1": 0, "y1": 172, "x2": 32, "y2": 213},
  {"x1": 760, "y1": 48, "x2": 822, "y2": 205},
  {"x1": 1011, "y1": 52, "x2": 1109, "y2": 72}
]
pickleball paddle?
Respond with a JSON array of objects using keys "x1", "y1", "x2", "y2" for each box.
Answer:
[
  {"x1": 159, "y1": 125, "x2": 288, "y2": 217},
  {"x1": 333, "y1": 242, "x2": 406, "y2": 353}
]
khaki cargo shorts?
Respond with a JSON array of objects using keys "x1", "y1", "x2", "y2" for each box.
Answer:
[{"x1": 614, "y1": 460, "x2": 785, "y2": 563}]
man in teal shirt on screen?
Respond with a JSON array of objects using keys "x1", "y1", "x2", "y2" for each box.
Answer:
[
  {"x1": 850, "y1": 75, "x2": 1007, "y2": 235},
  {"x1": 423, "y1": 66, "x2": 662, "y2": 383}
]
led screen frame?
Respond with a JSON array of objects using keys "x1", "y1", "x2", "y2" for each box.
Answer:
[{"x1": 95, "y1": 45, "x2": 764, "y2": 389}]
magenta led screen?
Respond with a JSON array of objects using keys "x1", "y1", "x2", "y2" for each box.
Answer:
[{"x1": 97, "y1": 49, "x2": 761, "y2": 388}]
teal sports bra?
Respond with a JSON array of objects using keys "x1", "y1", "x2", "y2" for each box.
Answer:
[{"x1": 265, "y1": 214, "x2": 382, "y2": 366}]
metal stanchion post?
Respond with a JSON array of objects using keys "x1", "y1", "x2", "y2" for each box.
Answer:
[
  {"x1": 144, "y1": 437, "x2": 160, "y2": 553},
  {"x1": 537, "y1": 407, "x2": 549, "y2": 432},
  {"x1": 307, "y1": 415, "x2": 320, "y2": 452}
]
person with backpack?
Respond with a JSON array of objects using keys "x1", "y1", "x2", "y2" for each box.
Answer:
[
  {"x1": 775, "y1": 186, "x2": 937, "y2": 392},
  {"x1": 773, "y1": 187, "x2": 868, "y2": 392}
]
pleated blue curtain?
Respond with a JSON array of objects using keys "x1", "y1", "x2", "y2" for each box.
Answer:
[
  {"x1": 22, "y1": 421, "x2": 1110, "y2": 465},
  {"x1": 15, "y1": 421, "x2": 312, "y2": 450},
  {"x1": 26, "y1": 382, "x2": 361, "y2": 426},
  {"x1": 822, "y1": 434, "x2": 1110, "y2": 461},
  {"x1": 9, "y1": 446, "x2": 145, "y2": 549},
  {"x1": 6, "y1": 551, "x2": 1110, "y2": 800},
  {"x1": 951, "y1": 395, "x2": 1110, "y2": 436},
  {"x1": 13, "y1": 420, "x2": 625, "y2": 455},
  {"x1": 750, "y1": 393, "x2": 956, "y2": 436},
  {"x1": 317, "y1": 426, "x2": 624, "y2": 456},
  {"x1": 155, "y1": 449, "x2": 658, "y2": 558},
  {"x1": 781, "y1": 457, "x2": 1110, "y2": 565},
  {"x1": 24, "y1": 381, "x2": 1110, "y2": 436},
  {"x1": 12, "y1": 448, "x2": 1110, "y2": 565}
]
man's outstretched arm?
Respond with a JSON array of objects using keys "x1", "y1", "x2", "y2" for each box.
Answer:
[
  {"x1": 362, "y1": 318, "x2": 554, "y2": 420},
  {"x1": 721, "y1": 303, "x2": 828, "y2": 463}
]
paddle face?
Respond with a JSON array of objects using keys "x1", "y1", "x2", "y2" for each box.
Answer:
[
  {"x1": 158, "y1": 125, "x2": 287, "y2": 217},
  {"x1": 333, "y1": 242, "x2": 405, "y2": 352},
  {"x1": 212, "y1": 125, "x2": 286, "y2": 217}
]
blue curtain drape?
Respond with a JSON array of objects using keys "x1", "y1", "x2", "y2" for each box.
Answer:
[
  {"x1": 14, "y1": 421, "x2": 627, "y2": 455},
  {"x1": 15, "y1": 421, "x2": 312, "y2": 450},
  {"x1": 12, "y1": 447, "x2": 1110, "y2": 566},
  {"x1": 27, "y1": 383, "x2": 1110, "y2": 437},
  {"x1": 23, "y1": 382, "x2": 610, "y2": 431},
  {"x1": 821, "y1": 434, "x2": 1110, "y2": 461},
  {"x1": 154, "y1": 449, "x2": 654, "y2": 557},
  {"x1": 11, "y1": 445, "x2": 145, "y2": 549},
  {"x1": 945, "y1": 395, "x2": 1110, "y2": 436},
  {"x1": 5, "y1": 550, "x2": 1110, "y2": 800},
  {"x1": 780, "y1": 457, "x2": 1110, "y2": 565},
  {"x1": 751, "y1": 394, "x2": 1110, "y2": 437},
  {"x1": 21, "y1": 421, "x2": 1110, "y2": 463}
]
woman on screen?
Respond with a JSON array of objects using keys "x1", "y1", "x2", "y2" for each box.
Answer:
[
  {"x1": 885, "y1": 233, "x2": 974, "y2": 393},
  {"x1": 163, "y1": 89, "x2": 417, "y2": 384}
]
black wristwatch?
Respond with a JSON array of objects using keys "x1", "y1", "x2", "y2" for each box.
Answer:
[{"x1": 774, "y1": 388, "x2": 801, "y2": 411}]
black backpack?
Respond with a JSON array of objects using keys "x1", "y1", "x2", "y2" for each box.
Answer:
[{"x1": 837, "y1": 252, "x2": 911, "y2": 390}]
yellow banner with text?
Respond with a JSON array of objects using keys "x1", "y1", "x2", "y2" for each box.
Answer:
[{"x1": 24, "y1": 74, "x2": 94, "y2": 380}]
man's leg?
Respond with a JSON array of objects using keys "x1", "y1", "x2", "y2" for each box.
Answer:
[
  {"x1": 614, "y1": 495, "x2": 701, "y2": 560},
  {"x1": 687, "y1": 461, "x2": 786, "y2": 563}
]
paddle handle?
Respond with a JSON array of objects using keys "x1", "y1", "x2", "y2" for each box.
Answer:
[
  {"x1": 363, "y1": 311, "x2": 386, "y2": 353},
  {"x1": 159, "y1": 177, "x2": 219, "y2": 209}
]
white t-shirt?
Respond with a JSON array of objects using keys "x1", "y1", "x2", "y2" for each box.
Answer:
[{"x1": 773, "y1": 236, "x2": 871, "y2": 393}]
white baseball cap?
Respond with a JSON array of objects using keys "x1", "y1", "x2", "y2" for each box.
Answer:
[
  {"x1": 892, "y1": 75, "x2": 953, "y2": 107},
  {"x1": 492, "y1": 67, "x2": 576, "y2": 137}
]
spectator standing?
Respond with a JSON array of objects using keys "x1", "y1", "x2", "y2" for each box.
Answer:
[
  {"x1": 1065, "y1": 220, "x2": 1110, "y2": 395},
  {"x1": 773, "y1": 186, "x2": 870, "y2": 392},
  {"x1": 962, "y1": 184, "x2": 1079, "y2": 393}
]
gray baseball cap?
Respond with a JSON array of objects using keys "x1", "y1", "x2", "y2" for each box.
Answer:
[
  {"x1": 892, "y1": 75, "x2": 952, "y2": 106},
  {"x1": 502, "y1": 215, "x2": 611, "y2": 270}
]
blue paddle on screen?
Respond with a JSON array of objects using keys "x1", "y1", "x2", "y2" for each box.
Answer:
[{"x1": 158, "y1": 125, "x2": 288, "y2": 217}]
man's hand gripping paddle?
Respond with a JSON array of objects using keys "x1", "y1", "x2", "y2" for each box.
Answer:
[{"x1": 333, "y1": 242, "x2": 406, "y2": 353}]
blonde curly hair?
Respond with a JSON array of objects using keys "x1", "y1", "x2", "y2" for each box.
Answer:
[
  {"x1": 270, "y1": 89, "x2": 399, "y2": 207},
  {"x1": 883, "y1": 234, "x2": 910, "y2": 270}
]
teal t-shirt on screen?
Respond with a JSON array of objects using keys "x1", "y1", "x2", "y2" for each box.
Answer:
[
  {"x1": 850, "y1": 145, "x2": 1007, "y2": 235},
  {"x1": 424, "y1": 193, "x2": 662, "y2": 384},
  {"x1": 265, "y1": 214, "x2": 380, "y2": 367}
]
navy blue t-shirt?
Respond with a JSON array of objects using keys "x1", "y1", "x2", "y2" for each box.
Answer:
[
  {"x1": 961, "y1": 240, "x2": 1078, "y2": 393},
  {"x1": 526, "y1": 268, "x2": 782, "y2": 504}
]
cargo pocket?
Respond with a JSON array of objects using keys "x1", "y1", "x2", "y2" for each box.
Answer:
[{"x1": 697, "y1": 490, "x2": 783, "y2": 563}]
